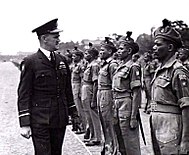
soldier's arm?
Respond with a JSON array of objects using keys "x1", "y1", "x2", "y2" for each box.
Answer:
[
  {"x1": 109, "y1": 61, "x2": 118, "y2": 80},
  {"x1": 91, "y1": 64, "x2": 99, "y2": 108},
  {"x1": 173, "y1": 69, "x2": 189, "y2": 153},
  {"x1": 17, "y1": 58, "x2": 33, "y2": 127},
  {"x1": 130, "y1": 65, "x2": 142, "y2": 128}
]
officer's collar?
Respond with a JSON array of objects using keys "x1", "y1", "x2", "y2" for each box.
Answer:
[{"x1": 39, "y1": 47, "x2": 51, "y2": 59}]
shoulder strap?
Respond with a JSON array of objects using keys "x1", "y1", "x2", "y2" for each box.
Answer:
[{"x1": 107, "y1": 60, "x2": 118, "y2": 75}]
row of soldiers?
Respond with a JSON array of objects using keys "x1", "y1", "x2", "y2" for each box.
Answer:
[{"x1": 65, "y1": 19, "x2": 189, "y2": 155}]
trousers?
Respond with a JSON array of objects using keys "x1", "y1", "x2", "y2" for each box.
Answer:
[
  {"x1": 31, "y1": 126, "x2": 66, "y2": 155},
  {"x1": 114, "y1": 97, "x2": 141, "y2": 155}
]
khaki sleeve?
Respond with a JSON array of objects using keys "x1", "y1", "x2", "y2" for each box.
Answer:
[
  {"x1": 109, "y1": 62, "x2": 118, "y2": 80},
  {"x1": 172, "y1": 68, "x2": 189, "y2": 108},
  {"x1": 91, "y1": 63, "x2": 100, "y2": 82},
  {"x1": 130, "y1": 65, "x2": 142, "y2": 90}
]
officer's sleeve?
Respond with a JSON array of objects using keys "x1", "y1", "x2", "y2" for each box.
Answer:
[
  {"x1": 172, "y1": 68, "x2": 189, "y2": 108},
  {"x1": 130, "y1": 65, "x2": 142, "y2": 90},
  {"x1": 17, "y1": 58, "x2": 33, "y2": 127}
]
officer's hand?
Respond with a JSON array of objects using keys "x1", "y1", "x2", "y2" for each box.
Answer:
[
  {"x1": 20, "y1": 126, "x2": 31, "y2": 139},
  {"x1": 130, "y1": 117, "x2": 138, "y2": 129}
]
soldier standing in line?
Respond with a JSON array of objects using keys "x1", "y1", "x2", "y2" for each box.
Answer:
[
  {"x1": 70, "y1": 46, "x2": 86, "y2": 134},
  {"x1": 81, "y1": 47, "x2": 102, "y2": 146},
  {"x1": 178, "y1": 46, "x2": 189, "y2": 70},
  {"x1": 64, "y1": 49, "x2": 72, "y2": 66},
  {"x1": 132, "y1": 53, "x2": 140, "y2": 63},
  {"x1": 112, "y1": 31, "x2": 142, "y2": 155},
  {"x1": 17, "y1": 18, "x2": 78, "y2": 155},
  {"x1": 142, "y1": 52, "x2": 155, "y2": 114},
  {"x1": 150, "y1": 19, "x2": 189, "y2": 154},
  {"x1": 98, "y1": 37, "x2": 118, "y2": 154}
]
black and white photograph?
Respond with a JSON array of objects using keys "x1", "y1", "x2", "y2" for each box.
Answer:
[{"x1": 0, "y1": 0, "x2": 189, "y2": 155}]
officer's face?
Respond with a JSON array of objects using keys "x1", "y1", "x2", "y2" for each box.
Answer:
[
  {"x1": 153, "y1": 38, "x2": 170, "y2": 62},
  {"x1": 44, "y1": 33, "x2": 60, "y2": 51},
  {"x1": 117, "y1": 44, "x2": 130, "y2": 60},
  {"x1": 99, "y1": 46, "x2": 111, "y2": 60}
]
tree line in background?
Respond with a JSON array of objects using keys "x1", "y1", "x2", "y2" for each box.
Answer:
[
  {"x1": 1, "y1": 19, "x2": 189, "y2": 63},
  {"x1": 57, "y1": 19, "x2": 189, "y2": 56}
]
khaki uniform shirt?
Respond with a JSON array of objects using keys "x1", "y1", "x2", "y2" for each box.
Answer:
[
  {"x1": 98, "y1": 57, "x2": 118, "y2": 90},
  {"x1": 151, "y1": 55, "x2": 189, "y2": 109},
  {"x1": 70, "y1": 62, "x2": 83, "y2": 83},
  {"x1": 82, "y1": 60, "x2": 99, "y2": 85},
  {"x1": 112, "y1": 60, "x2": 141, "y2": 96}
]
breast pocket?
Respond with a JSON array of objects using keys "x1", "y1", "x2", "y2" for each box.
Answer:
[
  {"x1": 83, "y1": 69, "x2": 91, "y2": 82},
  {"x1": 99, "y1": 70, "x2": 109, "y2": 84},
  {"x1": 155, "y1": 76, "x2": 171, "y2": 100},
  {"x1": 35, "y1": 70, "x2": 52, "y2": 85},
  {"x1": 156, "y1": 76, "x2": 170, "y2": 88},
  {"x1": 118, "y1": 67, "x2": 130, "y2": 78},
  {"x1": 115, "y1": 69, "x2": 130, "y2": 90}
]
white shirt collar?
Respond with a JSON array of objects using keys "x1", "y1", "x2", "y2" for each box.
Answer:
[{"x1": 40, "y1": 47, "x2": 51, "y2": 60}]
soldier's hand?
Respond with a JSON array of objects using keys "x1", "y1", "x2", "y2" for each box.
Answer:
[
  {"x1": 180, "y1": 142, "x2": 189, "y2": 154},
  {"x1": 91, "y1": 101, "x2": 97, "y2": 109},
  {"x1": 20, "y1": 126, "x2": 31, "y2": 139},
  {"x1": 130, "y1": 117, "x2": 138, "y2": 129}
]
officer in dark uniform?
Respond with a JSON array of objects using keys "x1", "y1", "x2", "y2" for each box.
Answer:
[
  {"x1": 17, "y1": 18, "x2": 78, "y2": 155},
  {"x1": 112, "y1": 31, "x2": 142, "y2": 155},
  {"x1": 151, "y1": 19, "x2": 189, "y2": 154}
]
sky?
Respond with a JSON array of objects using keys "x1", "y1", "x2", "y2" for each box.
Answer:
[{"x1": 0, "y1": 0, "x2": 189, "y2": 55}]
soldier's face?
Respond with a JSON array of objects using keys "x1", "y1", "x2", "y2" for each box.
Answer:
[
  {"x1": 178, "y1": 49, "x2": 189, "y2": 61},
  {"x1": 72, "y1": 54, "x2": 81, "y2": 63},
  {"x1": 84, "y1": 51, "x2": 92, "y2": 61},
  {"x1": 99, "y1": 46, "x2": 111, "y2": 60},
  {"x1": 144, "y1": 53, "x2": 150, "y2": 62},
  {"x1": 117, "y1": 44, "x2": 130, "y2": 60},
  {"x1": 44, "y1": 33, "x2": 60, "y2": 51},
  {"x1": 153, "y1": 38, "x2": 169, "y2": 62}
]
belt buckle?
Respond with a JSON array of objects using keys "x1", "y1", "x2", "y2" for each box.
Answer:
[{"x1": 150, "y1": 101, "x2": 157, "y2": 112}]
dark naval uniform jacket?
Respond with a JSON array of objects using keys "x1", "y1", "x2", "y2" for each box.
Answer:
[{"x1": 17, "y1": 49, "x2": 75, "y2": 128}]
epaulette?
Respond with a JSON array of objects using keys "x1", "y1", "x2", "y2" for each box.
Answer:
[
  {"x1": 172, "y1": 61, "x2": 189, "y2": 78},
  {"x1": 173, "y1": 61, "x2": 183, "y2": 70}
]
